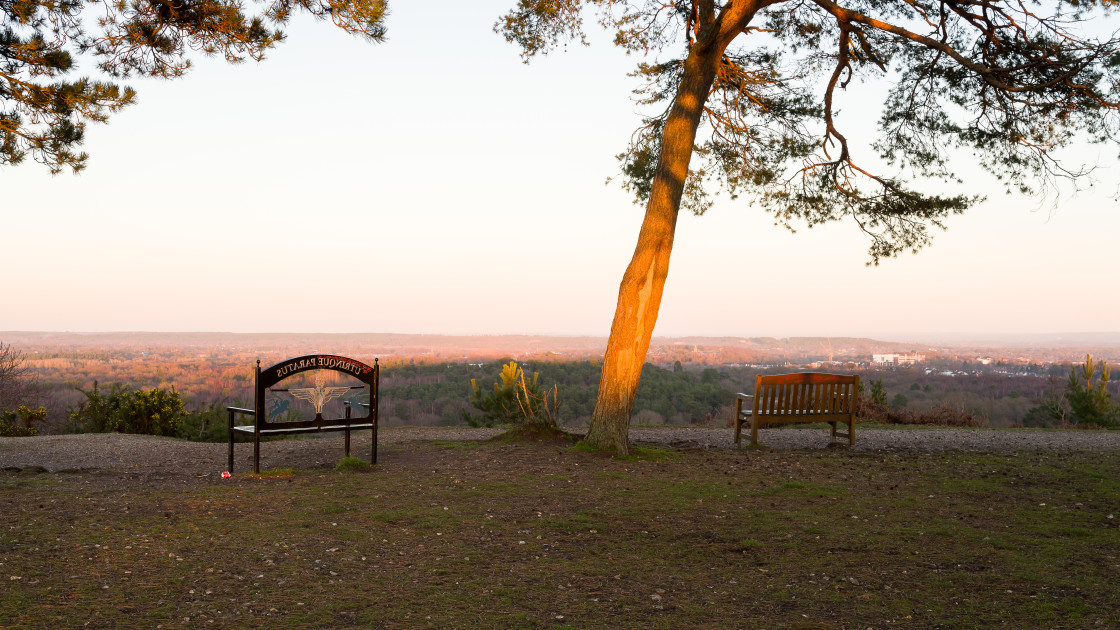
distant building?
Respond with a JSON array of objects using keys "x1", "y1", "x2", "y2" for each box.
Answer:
[{"x1": 872, "y1": 352, "x2": 926, "y2": 366}]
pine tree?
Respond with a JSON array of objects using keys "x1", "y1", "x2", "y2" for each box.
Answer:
[
  {"x1": 497, "y1": 0, "x2": 1120, "y2": 453},
  {"x1": 1065, "y1": 355, "x2": 1119, "y2": 428},
  {"x1": 1, "y1": 0, "x2": 387, "y2": 173}
]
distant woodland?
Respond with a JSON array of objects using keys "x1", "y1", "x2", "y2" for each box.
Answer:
[{"x1": 4, "y1": 332, "x2": 1117, "y2": 436}]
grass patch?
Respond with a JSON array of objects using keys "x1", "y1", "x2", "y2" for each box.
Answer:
[
  {"x1": 1, "y1": 444, "x2": 1119, "y2": 629},
  {"x1": 617, "y1": 446, "x2": 680, "y2": 461},
  {"x1": 334, "y1": 456, "x2": 371, "y2": 471},
  {"x1": 570, "y1": 441, "x2": 679, "y2": 461},
  {"x1": 430, "y1": 439, "x2": 489, "y2": 450},
  {"x1": 255, "y1": 468, "x2": 298, "y2": 477}
]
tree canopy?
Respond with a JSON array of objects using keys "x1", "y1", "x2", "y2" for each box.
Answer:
[
  {"x1": 1, "y1": 0, "x2": 387, "y2": 173},
  {"x1": 497, "y1": 0, "x2": 1120, "y2": 453},
  {"x1": 500, "y1": 0, "x2": 1119, "y2": 260}
]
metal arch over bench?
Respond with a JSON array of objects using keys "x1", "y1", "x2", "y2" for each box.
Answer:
[{"x1": 227, "y1": 354, "x2": 379, "y2": 473}]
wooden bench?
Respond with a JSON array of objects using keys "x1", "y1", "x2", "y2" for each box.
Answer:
[
  {"x1": 227, "y1": 354, "x2": 379, "y2": 473},
  {"x1": 734, "y1": 373, "x2": 859, "y2": 447}
]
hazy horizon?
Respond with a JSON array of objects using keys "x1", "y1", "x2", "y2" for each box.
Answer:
[{"x1": 6, "y1": 329, "x2": 1120, "y2": 349}]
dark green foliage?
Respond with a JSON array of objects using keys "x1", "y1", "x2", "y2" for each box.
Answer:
[
  {"x1": 631, "y1": 362, "x2": 731, "y2": 425},
  {"x1": 375, "y1": 360, "x2": 731, "y2": 427},
  {"x1": 0, "y1": 404, "x2": 45, "y2": 436},
  {"x1": 870, "y1": 379, "x2": 887, "y2": 406},
  {"x1": 1025, "y1": 356, "x2": 1119, "y2": 429},
  {"x1": 1, "y1": 0, "x2": 388, "y2": 172},
  {"x1": 176, "y1": 401, "x2": 238, "y2": 442},
  {"x1": 1022, "y1": 404, "x2": 1059, "y2": 429},
  {"x1": 1064, "y1": 355, "x2": 1119, "y2": 428},
  {"x1": 376, "y1": 360, "x2": 1072, "y2": 429},
  {"x1": 462, "y1": 361, "x2": 528, "y2": 427},
  {"x1": 69, "y1": 381, "x2": 189, "y2": 436},
  {"x1": 462, "y1": 361, "x2": 559, "y2": 428}
]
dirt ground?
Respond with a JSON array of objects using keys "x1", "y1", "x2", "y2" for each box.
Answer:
[{"x1": 2, "y1": 429, "x2": 1119, "y2": 629}]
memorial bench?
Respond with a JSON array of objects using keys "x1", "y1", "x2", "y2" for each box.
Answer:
[
  {"x1": 227, "y1": 354, "x2": 379, "y2": 473},
  {"x1": 734, "y1": 372, "x2": 859, "y2": 447}
]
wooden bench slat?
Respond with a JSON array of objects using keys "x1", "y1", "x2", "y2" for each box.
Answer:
[{"x1": 734, "y1": 372, "x2": 859, "y2": 448}]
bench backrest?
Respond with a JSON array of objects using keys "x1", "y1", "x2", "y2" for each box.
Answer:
[
  {"x1": 254, "y1": 354, "x2": 379, "y2": 430},
  {"x1": 753, "y1": 372, "x2": 859, "y2": 417}
]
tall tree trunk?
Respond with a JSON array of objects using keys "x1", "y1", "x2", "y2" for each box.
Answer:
[{"x1": 586, "y1": 48, "x2": 724, "y2": 455}]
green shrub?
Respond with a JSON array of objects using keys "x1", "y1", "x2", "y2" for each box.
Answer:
[
  {"x1": 69, "y1": 382, "x2": 189, "y2": 437},
  {"x1": 0, "y1": 405, "x2": 45, "y2": 437},
  {"x1": 870, "y1": 379, "x2": 887, "y2": 405},
  {"x1": 462, "y1": 361, "x2": 560, "y2": 428},
  {"x1": 1065, "y1": 355, "x2": 1119, "y2": 428},
  {"x1": 176, "y1": 401, "x2": 236, "y2": 442},
  {"x1": 1025, "y1": 356, "x2": 1119, "y2": 429}
]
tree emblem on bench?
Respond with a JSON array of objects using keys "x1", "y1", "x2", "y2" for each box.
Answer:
[{"x1": 276, "y1": 371, "x2": 360, "y2": 420}]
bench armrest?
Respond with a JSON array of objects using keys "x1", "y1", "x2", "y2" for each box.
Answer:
[
  {"x1": 227, "y1": 407, "x2": 257, "y2": 432},
  {"x1": 735, "y1": 394, "x2": 753, "y2": 419}
]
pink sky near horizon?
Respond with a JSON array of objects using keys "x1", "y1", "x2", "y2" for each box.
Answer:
[{"x1": 3, "y1": 1, "x2": 1118, "y2": 339}]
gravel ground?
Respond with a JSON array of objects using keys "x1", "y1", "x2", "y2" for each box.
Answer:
[{"x1": 2, "y1": 426, "x2": 1119, "y2": 475}]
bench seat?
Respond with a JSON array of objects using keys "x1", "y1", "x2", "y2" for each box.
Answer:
[{"x1": 230, "y1": 423, "x2": 374, "y2": 436}]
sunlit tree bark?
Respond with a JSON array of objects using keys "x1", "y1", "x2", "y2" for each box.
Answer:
[{"x1": 588, "y1": 1, "x2": 769, "y2": 453}]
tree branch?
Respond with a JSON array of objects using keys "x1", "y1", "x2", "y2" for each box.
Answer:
[{"x1": 808, "y1": 0, "x2": 1119, "y2": 106}]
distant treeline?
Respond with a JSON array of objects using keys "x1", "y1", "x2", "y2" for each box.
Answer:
[
  {"x1": 378, "y1": 360, "x2": 733, "y2": 428},
  {"x1": 17, "y1": 354, "x2": 1117, "y2": 434},
  {"x1": 375, "y1": 360, "x2": 1085, "y2": 429}
]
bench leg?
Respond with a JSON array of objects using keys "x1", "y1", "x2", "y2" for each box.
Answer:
[
  {"x1": 750, "y1": 418, "x2": 759, "y2": 446},
  {"x1": 227, "y1": 409, "x2": 235, "y2": 474},
  {"x1": 345, "y1": 427, "x2": 352, "y2": 458},
  {"x1": 253, "y1": 433, "x2": 260, "y2": 475},
  {"x1": 372, "y1": 423, "x2": 377, "y2": 465},
  {"x1": 733, "y1": 399, "x2": 743, "y2": 447},
  {"x1": 829, "y1": 421, "x2": 837, "y2": 440}
]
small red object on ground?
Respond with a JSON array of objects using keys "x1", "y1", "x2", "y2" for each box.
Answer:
[{"x1": 221, "y1": 471, "x2": 231, "y2": 478}]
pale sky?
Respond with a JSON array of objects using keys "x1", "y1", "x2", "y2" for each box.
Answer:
[{"x1": 3, "y1": 0, "x2": 1119, "y2": 341}]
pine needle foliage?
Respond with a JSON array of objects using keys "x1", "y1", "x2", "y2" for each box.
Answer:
[
  {"x1": 496, "y1": 0, "x2": 1120, "y2": 262},
  {"x1": 463, "y1": 361, "x2": 561, "y2": 428},
  {"x1": 1, "y1": 0, "x2": 388, "y2": 172},
  {"x1": 1065, "y1": 354, "x2": 1119, "y2": 428}
]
